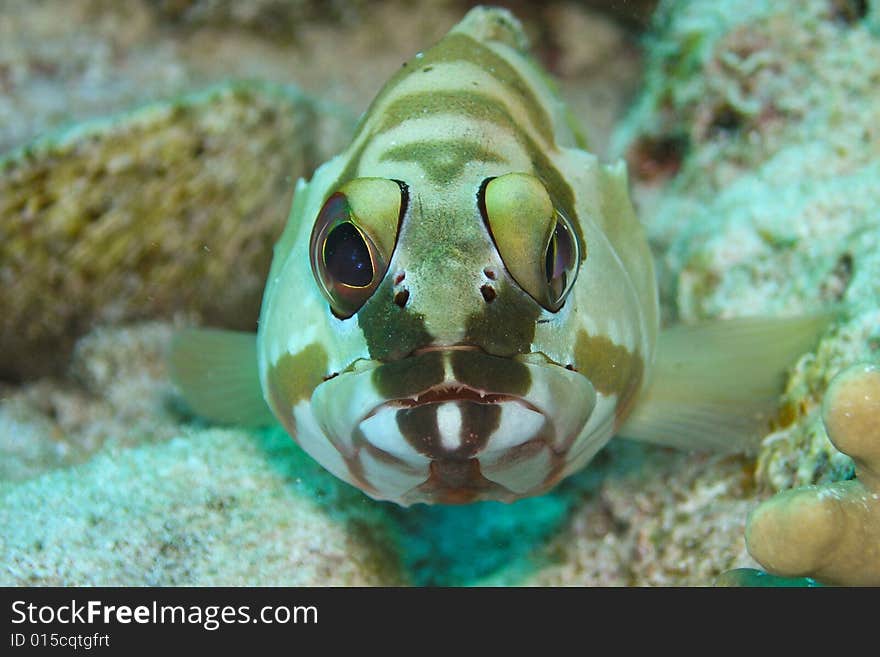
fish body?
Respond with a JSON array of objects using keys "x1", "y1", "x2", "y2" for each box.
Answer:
[{"x1": 172, "y1": 7, "x2": 828, "y2": 505}]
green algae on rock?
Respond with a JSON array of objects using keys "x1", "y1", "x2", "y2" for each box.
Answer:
[{"x1": 0, "y1": 81, "x2": 353, "y2": 382}]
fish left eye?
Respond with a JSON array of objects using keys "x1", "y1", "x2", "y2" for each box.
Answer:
[{"x1": 309, "y1": 178, "x2": 407, "y2": 318}]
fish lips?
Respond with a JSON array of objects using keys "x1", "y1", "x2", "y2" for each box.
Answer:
[{"x1": 311, "y1": 349, "x2": 596, "y2": 464}]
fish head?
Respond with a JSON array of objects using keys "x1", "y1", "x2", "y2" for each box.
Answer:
[{"x1": 256, "y1": 7, "x2": 656, "y2": 505}]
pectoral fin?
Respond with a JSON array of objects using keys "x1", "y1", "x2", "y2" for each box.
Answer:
[
  {"x1": 169, "y1": 328, "x2": 275, "y2": 427},
  {"x1": 619, "y1": 313, "x2": 835, "y2": 452}
]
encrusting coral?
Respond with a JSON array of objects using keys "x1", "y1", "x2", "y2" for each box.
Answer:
[
  {"x1": 745, "y1": 363, "x2": 880, "y2": 585},
  {"x1": 0, "y1": 81, "x2": 351, "y2": 381},
  {"x1": 615, "y1": 0, "x2": 880, "y2": 499}
]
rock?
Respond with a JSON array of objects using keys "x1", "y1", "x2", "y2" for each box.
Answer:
[
  {"x1": 1, "y1": 323, "x2": 185, "y2": 482},
  {"x1": 0, "y1": 82, "x2": 351, "y2": 381},
  {"x1": 0, "y1": 426, "x2": 405, "y2": 585}
]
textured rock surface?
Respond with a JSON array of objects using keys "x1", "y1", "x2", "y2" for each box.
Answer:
[
  {"x1": 614, "y1": 0, "x2": 880, "y2": 495},
  {"x1": 1, "y1": 82, "x2": 351, "y2": 381},
  {"x1": 0, "y1": 323, "x2": 181, "y2": 481},
  {"x1": 520, "y1": 447, "x2": 758, "y2": 586},
  {"x1": 0, "y1": 426, "x2": 404, "y2": 585}
]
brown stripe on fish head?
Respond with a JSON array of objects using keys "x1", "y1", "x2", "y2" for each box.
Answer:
[
  {"x1": 336, "y1": 427, "x2": 380, "y2": 497},
  {"x1": 463, "y1": 278, "x2": 540, "y2": 357},
  {"x1": 372, "y1": 350, "x2": 445, "y2": 399},
  {"x1": 396, "y1": 405, "x2": 441, "y2": 459},
  {"x1": 573, "y1": 329, "x2": 644, "y2": 428},
  {"x1": 449, "y1": 350, "x2": 530, "y2": 395},
  {"x1": 357, "y1": 276, "x2": 434, "y2": 362},
  {"x1": 266, "y1": 343, "x2": 329, "y2": 435},
  {"x1": 373, "y1": 90, "x2": 541, "y2": 146},
  {"x1": 345, "y1": 32, "x2": 555, "y2": 160},
  {"x1": 453, "y1": 401, "x2": 501, "y2": 459},
  {"x1": 380, "y1": 139, "x2": 504, "y2": 186}
]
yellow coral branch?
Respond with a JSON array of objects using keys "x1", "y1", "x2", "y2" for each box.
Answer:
[{"x1": 746, "y1": 363, "x2": 880, "y2": 586}]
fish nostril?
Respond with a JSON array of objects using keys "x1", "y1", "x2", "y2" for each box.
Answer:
[
  {"x1": 483, "y1": 268, "x2": 497, "y2": 280},
  {"x1": 394, "y1": 289, "x2": 410, "y2": 307},
  {"x1": 394, "y1": 271, "x2": 406, "y2": 285},
  {"x1": 480, "y1": 284, "x2": 496, "y2": 303}
]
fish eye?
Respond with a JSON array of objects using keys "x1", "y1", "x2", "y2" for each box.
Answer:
[
  {"x1": 310, "y1": 178, "x2": 407, "y2": 318},
  {"x1": 479, "y1": 173, "x2": 580, "y2": 311},
  {"x1": 324, "y1": 221, "x2": 373, "y2": 287},
  {"x1": 543, "y1": 210, "x2": 579, "y2": 309}
]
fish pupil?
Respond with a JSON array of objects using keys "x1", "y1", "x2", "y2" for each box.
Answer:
[
  {"x1": 324, "y1": 222, "x2": 373, "y2": 287},
  {"x1": 545, "y1": 220, "x2": 574, "y2": 299}
]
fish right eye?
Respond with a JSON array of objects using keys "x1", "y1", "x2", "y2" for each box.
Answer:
[
  {"x1": 309, "y1": 179, "x2": 407, "y2": 318},
  {"x1": 323, "y1": 221, "x2": 374, "y2": 288}
]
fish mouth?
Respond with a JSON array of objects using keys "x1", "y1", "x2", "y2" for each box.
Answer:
[
  {"x1": 366, "y1": 382, "x2": 535, "y2": 413},
  {"x1": 309, "y1": 348, "x2": 597, "y2": 505}
]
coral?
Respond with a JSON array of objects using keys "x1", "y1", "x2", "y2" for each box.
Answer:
[
  {"x1": 145, "y1": 0, "x2": 372, "y2": 36},
  {"x1": 0, "y1": 0, "x2": 476, "y2": 154},
  {"x1": 745, "y1": 363, "x2": 880, "y2": 586},
  {"x1": 0, "y1": 81, "x2": 350, "y2": 381},
  {"x1": 614, "y1": 0, "x2": 880, "y2": 493}
]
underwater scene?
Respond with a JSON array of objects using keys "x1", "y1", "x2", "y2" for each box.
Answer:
[{"x1": 1, "y1": 0, "x2": 879, "y2": 587}]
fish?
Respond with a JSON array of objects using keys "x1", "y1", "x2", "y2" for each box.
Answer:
[{"x1": 170, "y1": 6, "x2": 830, "y2": 506}]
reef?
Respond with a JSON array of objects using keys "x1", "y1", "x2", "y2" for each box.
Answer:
[
  {"x1": 2, "y1": 0, "x2": 878, "y2": 585},
  {"x1": 616, "y1": 0, "x2": 880, "y2": 505},
  {"x1": 613, "y1": 0, "x2": 880, "y2": 585},
  {"x1": 0, "y1": 425, "x2": 404, "y2": 585}
]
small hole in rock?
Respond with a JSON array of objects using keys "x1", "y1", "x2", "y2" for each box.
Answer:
[
  {"x1": 480, "y1": 285, "x2": 496, "y2": 303},
  {"x1": 830, "y1": 0, "x2": 869, "y2": 23},
  {"x1": 628, "y1": 134, "x2": 688, "y2": 182},
  {"x1": 707, "y1": 104, "x2": 744, "y2": 137}
]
